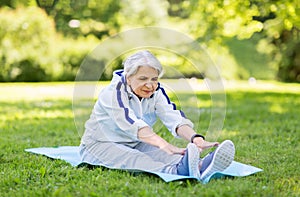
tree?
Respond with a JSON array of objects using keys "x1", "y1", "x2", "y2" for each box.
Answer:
[
  {"x1": 173, "y1": 0, "x2": 300, "y2": 82},
  {"x1": 254, "y1": 0, "x2": 300, "y2": 82},
  {"x1": 46, "y1": 0, "x2": 121, "y2": 39}
]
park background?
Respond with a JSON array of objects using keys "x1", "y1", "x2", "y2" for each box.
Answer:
[
  {"x1": 0, "y1": 0, "x2": 299, "y2": 82},
  {"x1": 0, "y1": 0, "x2": 299, "y2": 197}
]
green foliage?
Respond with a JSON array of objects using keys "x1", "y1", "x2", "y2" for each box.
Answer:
[
  {"x1": 168, "y1": 0, "x2": 300, "y2": 82},
  {"x1": 54, "y1": 36, "x2": 98, "y2": 81},
  {"x1": 272, "y1": 28, "x2": 300, "y2": 82},
  {"x1": 0, "y1": 81, "x2": 299, "y2": 196},
  {"x1": 0, "y1": 0, "x2": 299, "y2": 82},
  {"x1": 0, "y1": 6, "x2": 56, "y2": 81},
  {"x1": 117, "y1": 0, "x2": 168, "y2": 27},
  {"x1": 48, "y1": 0, "x2": 121, "y2": 38},
  {"x1": 0, "y1": 0, "x2": 30, "y2": 8},
  {"x1": 187, "y1": 0, "x2": 263, "y2": 40},
  {"x1": 0, "y1": 6, "x2": 98, "y2": 82},
  {"x1": 253, "y1": 0, "x2": 300, "y2": 82}
]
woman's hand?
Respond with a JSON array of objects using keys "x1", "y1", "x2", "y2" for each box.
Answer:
[
  {"x1": 160, "y1": 143, "x2": 186, "y2": 155},
  {"x1": 192, "y1": 137, "x2": 219, "y2": 151},
  {"x1": 176, "y1": 125, "x2": 219, "y2": 151}
]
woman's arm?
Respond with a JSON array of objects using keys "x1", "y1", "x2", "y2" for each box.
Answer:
[{"x1": 138, "y1": 126, "x2": 185, "y2": 155}]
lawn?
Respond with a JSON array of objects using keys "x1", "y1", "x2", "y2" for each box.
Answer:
[{"x1": 0, "y1": 80, "x2": 299, "y2": 197}]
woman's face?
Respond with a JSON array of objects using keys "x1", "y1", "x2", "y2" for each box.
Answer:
[{"x1": 127, "y1": 66, "x2": 159, "y2": 98}]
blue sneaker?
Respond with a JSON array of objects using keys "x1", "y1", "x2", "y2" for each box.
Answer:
[
  {"x1": 199, "y1": 140, "x2": 235, "y2": 181},
  {"x1": 176, "y1": 143, "x2": 201, "y2": 179}
]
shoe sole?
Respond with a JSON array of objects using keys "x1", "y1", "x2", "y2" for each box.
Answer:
[
  {"x1": 200, "y1": 140, "x2": 235, "y2": 181},
  {"x1": 187, "y1": 143, "x2": 201, "y2": 179}
]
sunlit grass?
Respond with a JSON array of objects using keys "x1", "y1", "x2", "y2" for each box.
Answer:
[{"x1": 223, "y1": 79, "x2": 300, "y2": 93}]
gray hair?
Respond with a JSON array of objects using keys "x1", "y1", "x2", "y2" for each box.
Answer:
[{"x1": 123, "y1": 50, "x2": 163, "y2": 77}]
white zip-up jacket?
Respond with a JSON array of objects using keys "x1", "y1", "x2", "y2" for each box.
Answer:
[{"x1": 81, "y1": 70, "x2": 194, "y2": 147}]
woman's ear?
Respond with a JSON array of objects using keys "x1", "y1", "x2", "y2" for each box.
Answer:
[{"x1": 126, "y1": 76, "x2": 131, "y2": 85}]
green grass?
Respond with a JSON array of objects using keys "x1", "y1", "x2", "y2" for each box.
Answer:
[{"x1": 0, "y1": 81, "x2": 299, "y2": 197}]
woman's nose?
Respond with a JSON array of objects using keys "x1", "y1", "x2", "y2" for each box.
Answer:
[{"x1": 145, "y1": 82, "x2": 153, "y2": 88}]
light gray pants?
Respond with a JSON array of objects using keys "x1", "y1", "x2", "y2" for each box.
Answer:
[{"x1": 79, "y1": 140, "x2": 182, "y2": 174}]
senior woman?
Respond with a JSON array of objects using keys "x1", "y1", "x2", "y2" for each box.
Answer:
[{"x1": 79, "y1": 50, "x2": 235, "y2": 181}]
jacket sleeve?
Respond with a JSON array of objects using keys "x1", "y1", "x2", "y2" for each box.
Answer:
[
  {"x1": 97, "y1": 82, "x2": 149, "y2": 140},
  {"x1": 154, "y1": 87, "x2": 194, "y2": 137}
]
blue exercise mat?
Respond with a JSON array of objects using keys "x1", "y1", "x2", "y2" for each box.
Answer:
[{"x1": 25, "y1": 146, "x2": 262, "y2": 184}]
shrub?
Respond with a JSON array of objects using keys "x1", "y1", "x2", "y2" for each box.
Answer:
[
  {"x1": 0, "y1": 6, "x2": 98, "y2": 82},
  {"x1": 54, "y1": 36, "x2": 98, "y2": 81},
  {"x1": 0, "y1": 6, "x2": 57, "y2": 81}
]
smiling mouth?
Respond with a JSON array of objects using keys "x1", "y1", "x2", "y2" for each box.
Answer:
[{"x1": 143, "y1": 90, "x2": 153, "y2": 94}]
